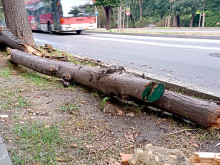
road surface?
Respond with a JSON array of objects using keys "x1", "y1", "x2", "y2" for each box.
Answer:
[{"x1": 33, "y1": 32, "x2": 220, "y2": 97}]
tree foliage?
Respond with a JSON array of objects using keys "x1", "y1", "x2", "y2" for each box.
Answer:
[
  {"x1": 98, "y1": 0, "x2": 220, "y2": 28},
  {"x1": 95, "y1": 0, "x2": 120, "y2": 8},
  {"x1": 95, "y1": 0, "x2": 120, "y2": 30}
]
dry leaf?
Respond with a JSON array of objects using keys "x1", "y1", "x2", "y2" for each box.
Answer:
[
  {"x1": 70, "y1": 143, "x2": 77, "y2": 148},
  {"x1": 120, "y1": 153, "x2": 133, "y2": 165},
  {"x1": 117, "y1": 109, "x2": 124, "y2": 116},
  {"x1": 57, "y1": 158, "x2": 65, "y2": 162}
]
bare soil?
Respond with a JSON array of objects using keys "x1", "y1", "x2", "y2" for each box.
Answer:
[{"x1": 0, "y1": 52, "x2": 219, "y2": 165}]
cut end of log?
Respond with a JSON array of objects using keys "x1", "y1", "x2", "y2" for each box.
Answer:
[
  {"x1": 209, "y1": 118, "x2": 220, "y2": 129},
  {"x1": 217, "y1": 118, "x2": 220, "y2": 124},
  {"x1": 142, "y1": 82, "x2": 165, "y2": 103}
]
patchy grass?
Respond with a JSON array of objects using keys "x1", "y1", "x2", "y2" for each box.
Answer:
[
  {"x1": 58, "y1": 102, "x2": 79, "y2": 114},
  {"x1": 12, "y1": 123, "x2": 62, "y2": 165},
  {"x1": 21, "y1": 70, "x2": 54, "y2": 86},
  {"x1": 100, "y1": 97, "x2": 111, "y2": 110},
  {"x1": 13, "y1": 95, "x2": 31, "y2": 109},
  {"x1": 0, "y1": 89, "x2": 30, "y2": 110},
  {"x1": 0, "y1": 67, "x2": 11, "y2": 78}
]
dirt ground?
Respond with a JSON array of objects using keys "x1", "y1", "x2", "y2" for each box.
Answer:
[{"x1": 0, "y1": 51, "x2": 219, "y2": 165}]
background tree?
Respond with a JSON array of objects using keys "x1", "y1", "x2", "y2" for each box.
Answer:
[
  {"x1": 1, "y1": 0, "x2": 34, "y2": 45},
  {"x1": 172, "y1": 0, "x2": 202, "y2": 27},
  {"x1": 139, "y1": 0, "x2": 143, "y2": 19},
  {"x1": 95, "y1": 0, "x2": 120, "y2": 30}
]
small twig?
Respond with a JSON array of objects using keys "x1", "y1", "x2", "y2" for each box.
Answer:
[{"x1": 163, "y1": 129, "x2": 198, "y2": 136}]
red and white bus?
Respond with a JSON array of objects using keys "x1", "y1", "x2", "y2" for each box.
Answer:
[{"x1": 25, "y1": 0, "x2": 96, "y2": 34}]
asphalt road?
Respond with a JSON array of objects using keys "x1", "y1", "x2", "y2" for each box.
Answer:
[{"x1": 33, "y1": 32, "x2": 220, "y2": 96}]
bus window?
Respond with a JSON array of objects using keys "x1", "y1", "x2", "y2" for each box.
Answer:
[
  {"x1": 60, "y1": 0, "x2": 94, "y2": 17},
  {"x1": 26, "y1": 4, "x2": 35, "y2": 16}
]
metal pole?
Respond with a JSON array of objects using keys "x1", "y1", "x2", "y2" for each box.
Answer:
[
  {"x1": 95, "y1": 7, "x2": 98, "y2": 29},
  {"x1": 127, "y1": 15, "x2": 128, "y2": 29},
  {"x1": 123, "y1": 11, "x2": 124, "y2": 31},
  {"x1": 199, "y1": 13, "x2": 201, "y2": 27}
]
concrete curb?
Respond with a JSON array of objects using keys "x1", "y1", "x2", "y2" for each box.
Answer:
[
  {"x1": 73, "y1": 54, "x2": 220, "y2": 101},
  {"x1": 86, "y1": 31, "x2": 220, "y2": 40},
  {"x1": 0, "y1": 136, "x2": 12, "y2": 165}
]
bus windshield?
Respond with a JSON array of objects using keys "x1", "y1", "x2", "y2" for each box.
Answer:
[{"x1": 60, "y1": 0, "x2": 94, "y2": 17}]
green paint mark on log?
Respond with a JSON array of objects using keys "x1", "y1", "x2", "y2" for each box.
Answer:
[{"x1": 142, "y1": 83, "x2": 165, "y2": 103}]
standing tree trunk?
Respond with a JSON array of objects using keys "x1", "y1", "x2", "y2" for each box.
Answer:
[
  {"x1": 190, "y1": 13, "x2": 195, "y2": 27},
  {"x1": 1, "y1": 0, "x2": 34, "y2": 45},
  {"x1": 139, "y1": 0, "x2": 143, "y2": 19},
  {"x1": 173, "y1": 15, "x2": 180, "y2": 27},
  {"x1": 104, "y1": 6, "x2": 111, "y2": 30}
]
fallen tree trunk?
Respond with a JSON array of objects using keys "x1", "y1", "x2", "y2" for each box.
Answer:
[
  {"x1": 0, "y1": 27, "x2": 25, "y2": 51},
  {"x1": 9, "y1": 49, "x2": 220, "y2": 129},
  {"x1": 152, "y1": 90, "x2": 220, "y2": 129},
  {"x1": 0, "y1": 28, "x2": 42, "y2": 56},
  {"x1": 10, "y1": 49, "x2": 165, "y2": 103}
]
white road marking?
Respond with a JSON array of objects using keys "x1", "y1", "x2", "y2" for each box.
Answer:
[
  {"x1": 89, "y1": 33, "x2": 220, "y2": 44},
  {"x1": 77, "y1": 36, "x2": 220, "y2": 51}
]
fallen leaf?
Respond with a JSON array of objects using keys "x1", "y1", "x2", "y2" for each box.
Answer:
[
  {"x1": 57, "y1": 158, "x2": 65, "y2": 162},
  {"x1": 193, "y1": 143, "x2": 199, "y2": 148},
  {"x1": 117, "y1": 109, "x2": 124, "y2": 116},
  {"x1": 70, "y1": 143, "x2": 77, "y2": 148},
  {"x1": 120, "y1": 153, "x2": 133, "y2": 165},
  {"x1": 126, "y1": 112, "x2": 135, "y2": 117}
]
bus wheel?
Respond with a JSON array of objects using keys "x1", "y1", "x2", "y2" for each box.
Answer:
[{"x1": 76, "y1": 30, "x2": 81, "y2": 34}]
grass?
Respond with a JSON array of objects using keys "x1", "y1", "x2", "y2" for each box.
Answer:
[
  {"x1": 14, "y1": 95, "x2": 31, "y2": 109},
  {"x1": 0, "y1": 89, "x2": 30, "y2": 110},
  {"x1": 21, "y1": 71, "x2": 52, "y2": 86},
  {"x1": 134, "y1": 104, "x2": 146, "y2": 114},
  {"x1": 12, "y1": 123, "x2": 62, "y2": 165},
  {"x1": 59, "y1": 102, "x2": 79, "y2": 114},
  {"x1": 0, "y1": 67, "x2": 11, "y2": 78},
  {"x1": 100, "y1": 97, "x2": 110, "y2": 110}
]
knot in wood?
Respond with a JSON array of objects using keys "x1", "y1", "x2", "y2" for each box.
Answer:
[
  {"x1": 48, "y1": 65, "x2": 57, "y2": 74},
  {"x1": 63, "y1": 73, "x2": 72, "y2": 81}
]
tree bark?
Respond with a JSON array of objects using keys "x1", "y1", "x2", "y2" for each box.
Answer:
[
  {"x1": 139, "y1": 0, "x2": 143, "y2": 19},
  {"x1": 1, "y1": 0, "x2": 34, "y2": 45},
  {"x1": 190, "y1": 13, "x2": 195, "y2": 27},
  {"x1": 104, "y1": 6, "x2": 111, "y2": 30},
  {"x1": 0, "y1": 27, "x2": 25, "y2": 51},
  {"x1": 0, "y1": 28, "x2": 42, "y2": 55},
  {"x1": 10, "y1": 49, "x2": 165, "y2": 103},
  {"x1": 173, "y1": 15, "x2": 180, "y2": 27},
  {"x1": 152, "y1": 90, "x2": 220, "y2": 129},
  {"x1": 9, "y1": 49, "x2": 220, "y2": 129}
]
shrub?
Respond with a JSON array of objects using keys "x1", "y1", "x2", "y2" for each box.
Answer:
[
  {"x1": 205, "y1": 11, "x2": 220, "y2": 27},
  {"x1": 135, "y1": 17, "x2": 159, "y2": 28}
]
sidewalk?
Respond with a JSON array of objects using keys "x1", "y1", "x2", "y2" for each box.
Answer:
[
  {"x1": 86, "y1": 28, "x2": 220, "y2": 40},
  {"x1": 0, "y1": 136, "x2": 12, "y2": 165}
]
